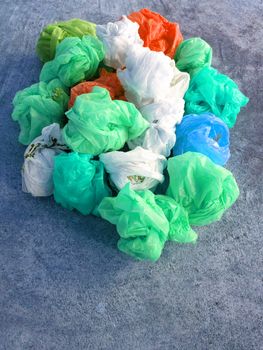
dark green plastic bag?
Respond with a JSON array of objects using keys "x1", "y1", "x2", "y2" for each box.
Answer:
[
  {"x1": 63, "y1": 87, "x2": 149, "y2": 155},
  {"x1": 53, "y1": 152, "x2": 111, "y2": 216},
  {"x1": 166, "y1": 152, "x2": 240, "y2": 226},
  {"x1": 174, "y1": 37, "x2": 212, "y2": 76},
  {"x1": 184, "y1": 67, "x2": 249, "y2": 128},
  {"x1": 40, "y1": 36, "x2": 104, "y2": 88},
  {"x1": 12, "y1": 79, "x2": 69, "y2": 145},
  {"x1": 36, "y1": 18, "x2": 96, "y2": 63}
]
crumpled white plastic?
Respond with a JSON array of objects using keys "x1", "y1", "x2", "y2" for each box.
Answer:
[
  {"x1": 99, "y1": 146, "x2": 167, "y2": 191},
  {"x1": 22, "y1": 123, "x2": 69, "y2": 197},
  {"x1": 128, "y1": 100, "x2": 185, "y2": 157},
  {"x1": 117, "y1": 45, "x2": 190, "y2": 108},
  {"x1": 96, "y1": 16, "x2": 143, "y2": 69}
]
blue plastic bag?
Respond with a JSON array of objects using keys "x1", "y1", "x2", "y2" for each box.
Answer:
[{"x1": 174, "y1": 113, "x2": 230, "y2": 166}]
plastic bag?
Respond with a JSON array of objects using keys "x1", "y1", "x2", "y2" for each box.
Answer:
[
  {"x1": 128, "y1": 99, "x2": 185, "y2": 157},
  {"x1": 36, "y1": 18, "x2": 96, "y2": 63},
  {"x1": 68, "y1": 69, "x2": 126, "y2": 108},
  {"x1": 40, "y1": 36, "x2": 104, "y2": 88},
  {"x1": 174, "y1": 37, "x2": 212, "y2": 76},
  {"x1": 166, "y1": 152, "x2": 240, "y2": 226},
  {"x1": 22, "y1": 123, "x2": 69, "y2": 197},
  {"x1": 63, "y1": 87, "x2": 149, "y2": 155},
  {"x1": 174, "y1": 113, "x2": 230, "y2": 166},
  {"x1": 100, "y1": 146, "x2": 166, "y2": 191},
  {"x1": 184, "y1": 67, "x2": 249, "y2": 128},
  {"x1": 12, "y1": 79, "x2": 69, "y2": 145},
  {"x1": 96, "y1": 16, "x2": 143, "y2": 69},
  {"x1": 53, "y1": 152, "x2": 111, "y2": 215},
  {"x1": 128, "y1": 8, "x2": 183, "y2": 58},
  {"x1": 117, "y1": 45, "x2": 189, "y2": 108},
  {"x1": 155, "y1": 195, "x2": 197, "y2": 243},
  {"x1": 98, "y1": 183, "x2": 169, "y2": 261}
]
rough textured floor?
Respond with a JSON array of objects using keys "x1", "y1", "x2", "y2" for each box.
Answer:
[{"x1": 0, "y1": 0, "x2": 262, "y2": 349}]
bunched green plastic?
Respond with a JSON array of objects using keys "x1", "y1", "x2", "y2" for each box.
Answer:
[
  {"x1": 63, "y1": 87, "x2": 149, "y2": 155},
  {"x1": 53, "y1": 152, "x2": 111, "y2": 216},
  {"x1": 166, "y1": 152, "x2": 240, "y2": 226},
  {"x1": 40, "y1": 36, "x2": 104, "y2": 87},
  {"x1": 184, "y1": 67, "x2": 249, "y2": 128},
  {"x1": 12, "y1": 79, "x2": 69, "y2": 145},
  {"x1": 36, "y1": 18, "x2": 97, "y2": 63}
]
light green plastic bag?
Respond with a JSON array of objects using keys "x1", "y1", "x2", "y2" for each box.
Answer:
[
  {"x1": 36, "y1": 18, "x2": 96, "y2": 63},
  {"x1": 63, "y1": 87, "x2": 149, "y2": 155},
  {"x1": 40, "y1": 35, "x2": 104, "y2": 88},
  {"x1": 12, "y1": 79, "x2": 69, "y2": 145},
  {"x1": 166, "y1": 152, "x2": 240, "y2": 226},
  {"x1": 184, "y1": 67, "x2": 249, "y2": 128},
  {"x1": 53, "y1": 152, "x2": 111, "y2": 215},
  {"x1": 174, "y1": 37, "x2": 212, "y2": 76}
]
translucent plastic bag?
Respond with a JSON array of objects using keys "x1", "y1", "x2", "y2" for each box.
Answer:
[
  {"x1": 184, "y1": 67, "x2": 249, "y2": 128},
  {"x1": 12, "y1": 79, "x2": 69, "y2": 145},
  {"x1": 100, "y1": 146, "x2": 166, "y2": 191},
  {"x1": 174, "y1": 113, "x2": 230, "y2": 165},
  {"x1": 22, "y1": 123, "x2": 69, "y2": 197},
  {"x1": 117, "y1": 45, "x2": 189, "y2": 108},
  {"x1": 40, "y1": 36, "x2": 104, "y2": 88},
  {"x1": 166, "y1": 152, "x2": 240, "y2": 226},
  {"x1": 36, "y1": 18, "x2": 96, "y2": 62},
  {"x1": 98, "y1": 183, "x2": 169, "y2": 261},
  {"x1": 174, "y1": 37, "x2": 212, "y2": 76},
  {"x1": 53, "y1": 152, "x2": 111, "y2": 215},
  {"x1": 63, "y1": 87, "x2": 149, "y2": 155},
  {"x1": 96, "y1": 16, "x2": 143, "y2": 69},
  {"x1": 128, "y1": 99, "x2": 185, "y2": 157},
  {"x1": 68, "y1": 69, "x2": 126, "y2": 108},
  {"x1": 128, "y1": 8, "x2": 183, "y2": 58}
]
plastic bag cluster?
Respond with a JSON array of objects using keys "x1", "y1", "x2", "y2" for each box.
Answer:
[{"x1": 12, "y1": 8, "x2": 249, "y2": 261}]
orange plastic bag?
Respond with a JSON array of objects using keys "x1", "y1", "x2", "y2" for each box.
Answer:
[
  {"x1": 69, "y1": 69, "x2": 126, "y2": 108},
  {"x1": 128, "y1": 8, "x2": 183, "y2": 58}
]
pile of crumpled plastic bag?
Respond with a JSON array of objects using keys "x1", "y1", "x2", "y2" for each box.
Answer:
[{"x1": 12, "y1": 9, "x2": 249, "y2": 261}]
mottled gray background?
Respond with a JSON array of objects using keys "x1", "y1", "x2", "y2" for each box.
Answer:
[{"x1": 0, "y1": 0, "x2": 262, "y2": 349}]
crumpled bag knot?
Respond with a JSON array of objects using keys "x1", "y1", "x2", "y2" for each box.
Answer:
[
  {"x1": 174, "y1": 113, "x2": 230, "y2": 165},
  {"x1": 166, "y1": 152, "x2": 240, "y2": 226},
  {"x1": 63, "y1": 86, "x2": 149, "y2": 155},
  {"x1": 12, "y1": 79, "x2": 69, "y2": 145},
  {"x1": 36, "y1": 18, "x2": 96, "y2": 62},
  {"x1": 184, "y1": 66, "x2": 249, "y2": 128},
  {"x1": 100, "y1": 146, "x2": 166, "y2": 191},
  {"x1": 22, "y1": 123, "x2": 69, "y2": 197},
  {"x1": 40, "y1": 35, "x2": 105, "y2": 87},
  {"x1": 53, "y1": 152, "x2": 111, "y2": 215},
  {"x1": 128, "y1": 8, "x2": 183, "y2": 58},
  {"x1": 96, "y1": 16, "x2": 143, "y2": 69}
]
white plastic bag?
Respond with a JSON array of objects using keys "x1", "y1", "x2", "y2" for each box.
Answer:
[
  {"x1": 99, "y1": 147, "x2": 167, "y2": 191},
  {"x1": 117, "y1": 45, "x2": 190, "y2": 108},
  {"x1": 96, "y1": 16, "x2": 143, "y2": 69},
  {"x1": 22, "y1": 123, "x2": 69, "y2": 197},
  {"x1": 128, "y1": 100, "x2": 185, "y2": 157}
]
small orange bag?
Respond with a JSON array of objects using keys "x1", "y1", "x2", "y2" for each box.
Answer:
[
  {"x1": 128, "y1": 8, "x2": 183, "y2": 58},
  {"x1": 69, "y1": 69, "x2": 126, "y2": 108}
]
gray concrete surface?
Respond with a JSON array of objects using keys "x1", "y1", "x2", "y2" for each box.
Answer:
[{"x1": 0, "y1": 0, "x2": 262, "y2": 349}]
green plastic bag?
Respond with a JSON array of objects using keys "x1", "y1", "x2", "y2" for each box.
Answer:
[
  {"x1": 12, "y1": 79, "x2": 69, "y2": 145},
  {"x1": 184, "y1": 67, "x2": 249, "y2": 128},
  {"x1": 53, "y1": 152, "x2": 111, "y2": 216},
  {"x1": 174, "y1": 37, "x2": 212, "y2": 76},
  {"x1": 98, "y1": 183, "x2": 169, "y2": 261},
  {"x1": 36, "y1": 18, "x2": 97, "y2": 63},
  {"x1": 40, "y1": 36, "x2": 104, "y2": 88},
  {"x1": 155, "y1": 195, "x2": 197, "y2": 243},
  {"x1": 166, "y1": 152, "x2": 240, "y2": 226},
  {"x1": 63, "y1": 87, "x2": 149, "y2": 155}
]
